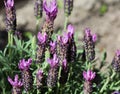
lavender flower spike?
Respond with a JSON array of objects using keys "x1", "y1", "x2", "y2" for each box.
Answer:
[
  {"x1": 37, "y1": 32, "x2": 47, "y2": 44},
  {"x1": 43, "y1": 0, "x2": 58, "y2": 21},
  {"x1": 8, "y1": 75, "x2": 23, "y2": 87},
  {"x1": 36, "y1": 69, "x2": 44, "y2": 89},
  {"x1": 83, "y1": 70, "x2": 96, "y2": 81},
  {"x1": 18, "y1": 58, "x2": 32, "y2": 70},
  {"x1": 47, "y1": 54, "x2": 59, "y2": 68},
  {"x1": 112, "y1": 50, "x2": 120, "y2": 72},
  {"x1": 4, "y1": 0, "x2": 14, "y2": 8}
]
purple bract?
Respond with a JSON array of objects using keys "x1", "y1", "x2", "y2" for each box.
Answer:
[
  {"x1": 83, "y1": 70, "x2": 96, "y2": 81},
  {"x1": 112, "y1": 91, "x2": 120, "y2": 94},
  {"x1": 116, "y1": 50, "x2": 120, "y2": 57},
  {"x1": 4, "y1": 0, "x2": 14, "y2": 8},
  {"x1": 43, "y1": 0, "x2": 58, "y2": 21},
  {"x1": 37, "y1": 69, "x2": 43, "y2": 76},
  {"x1": 58, "y1": 34, "x2": 69, "y2": 44},
  {"x1": 37, "y1": 32, "x2": 47, "y2": 44},
  {"x1": 47, "y1": 54, "x2": 59, "y2": 68},
  {"x1": 67, "y1": 24, "x2": 74, "y2": 38},
  {"x1": 8, "y1": 75, "x2": 23, "y2": 87},
  {"x1": 50, "y1": 41, "x2": 57, "y2": 52},
  {"x1": 18, "y1": 58, "x2": 32, "y2": 70}
]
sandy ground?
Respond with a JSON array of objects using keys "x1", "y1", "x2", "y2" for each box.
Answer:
[{"x1": 0, "y1": 0, "x2": 120, "y2": 63}]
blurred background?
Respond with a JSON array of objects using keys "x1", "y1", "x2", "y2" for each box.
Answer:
[{"x1": 0, "y1": 0, "x2": 120, "y2": 64}]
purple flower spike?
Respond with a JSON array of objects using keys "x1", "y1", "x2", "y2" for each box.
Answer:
[
  {"x1": 43, "y1": 0, "x2": 58, "y2": 21},
  {"x1": 37, "y1": 32, "x2": 47, "y2": 44},
  {"x1": 8, "y1": 75, "x2": 23, "y2": 87},
  {"x1": 67, "y1": 24, "x2": 74, "y2": 38},
  {"x1": 47, "y1": 54, "x2": 58, "y2": 68},
  {"x1": 83, "y1": 70, "x2": 96, "y2": 81},
  {"x1": 50, "y1": 41, "x2": 57, "y2": 52},
  {"x1": 4, "y1": 0, "x2": 14, "y2": 8},
  {"x1": 116, "y1": 50, "x2": 120, "y2": 57},
  {"x1": 19, "y1": 58, "x2": 32, "y2": 70}
]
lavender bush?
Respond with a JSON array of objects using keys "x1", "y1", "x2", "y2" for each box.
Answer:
[{"x1": 0, "y1": 0, "x2": 120, "y2": 94}]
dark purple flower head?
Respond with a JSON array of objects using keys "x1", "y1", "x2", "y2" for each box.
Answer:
[
  {"x1": 37, "y1": 69, "x2": 43, "y2": 76},
  {"x1": 43, "y1": 0, "x2": 58, "y2": 21},
  {"x1": 18, "y1": 58, "x2": 32, "y2": 70},
  {"x1": 83, "y1": 70, "x2": 96, "y2": 81},
  {"x1": 85, "y1": 28, "x2": 97, "y2": 42},
  {"x1": 37, "y1": 32, "x2": 47, "y2": 44},
  {"x1": 58, "y1": 34, "x2": 69, "y2": 44},
  {"x1": 67, "y1": 24, "x2": 74, "y2": 38},
  {"x1": 50, "y1": 41, "x2": 57, "y2": 52},
  {"x1": 47, "y1": 54, "x2": 59, "y2": 68},
  {"x1": 116, "y1": 50, "x2": 120, "y2": 57},
  {"x1": 112, "y1": 91, "x2": 120, "y2": 94},
  {"x1": 4, "y1": 0, "x2": 14, "y2": 8},
  {"x1": 8, "y1": 75, "x2": 23, "y2": 87}
]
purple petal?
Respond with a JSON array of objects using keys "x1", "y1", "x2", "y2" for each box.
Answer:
[
  {"x1": 67, "y1": 24, "x2": 74, "y2": 38},
  {"x1": 8, "y1": 76, "x2": 14, "y2": 86},
  {"x1": 62, "y1": 59, "x2": 67, "y2": 69},
  {"x1": 92, "y1": 34, "x2": 97, "y2": 42},
  {"x1": 116, "y1": 50, "x2": 120, "y2": 57},
  {"x1": 85, "y1": 28, "x2": 91, "y2": 37}
]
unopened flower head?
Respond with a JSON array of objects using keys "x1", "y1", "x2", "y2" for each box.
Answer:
[
  {"x1": 4, "y1": 0, "x2": 16, "y2": 32},
  {"x1": 47, "y1": 54, "x2": 59, "y2": 68},
  {"x1": 43, "y1": 0, "x2": 58, "y2": 21},
  {"x1": 112, "y1": 50, "x2": 120, "y2": 72},
  {"x1": 37, "y1": 32, "x2": 47, "y2": 44},
  {"x1": 18, "y1": 58, "x2": 32, "y2": 70},
  {"x1": 64, "y1": 0, "x2": 73, "y2": 16},
  {"x1": 34, "y1": 0, "x2": 43, "y2": 19},
  {"x1": 8, "y1": 75, "x2": 23, "y2": 87},
  {"x1": 83, "y1": 70, "x2": 96, "y2": 81},
  {"x1": 112, "y1": 91, "x2": 120, "y2": 94}
]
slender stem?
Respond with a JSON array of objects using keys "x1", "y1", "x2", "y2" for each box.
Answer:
[
  {"x1": 64, "y1": 17, "x2": 68, "y2": 31},
  {"x1": 56, "y1": 66, "x2": 62, "y2": 94},
  {"x1": 36, "y1": 18, "x2": 41, "y2": 33}
]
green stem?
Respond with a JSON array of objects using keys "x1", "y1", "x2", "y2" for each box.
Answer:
[
  {"x1": 37, "y1": 89, "x2": 40, "y2": 94},
  {"x1": 48, "y1": 88, "x2": 52, "y2": 94},
  {"x1": 67, "y1": 63, "x2": 72, "y2": 81},
  {"x1": 36, "y1": 18, "x2": 41, "y2": 33},
  {"x1": 56, "y1": 66, "x2": 62, "y2": 94},
  {"x1": 64, "y1": 17, "x2": 68, "y2": 31}
]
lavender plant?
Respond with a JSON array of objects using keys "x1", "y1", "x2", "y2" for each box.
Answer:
[{"x1": 0, "y1": 0, "x2": 120, "y2": 94}]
